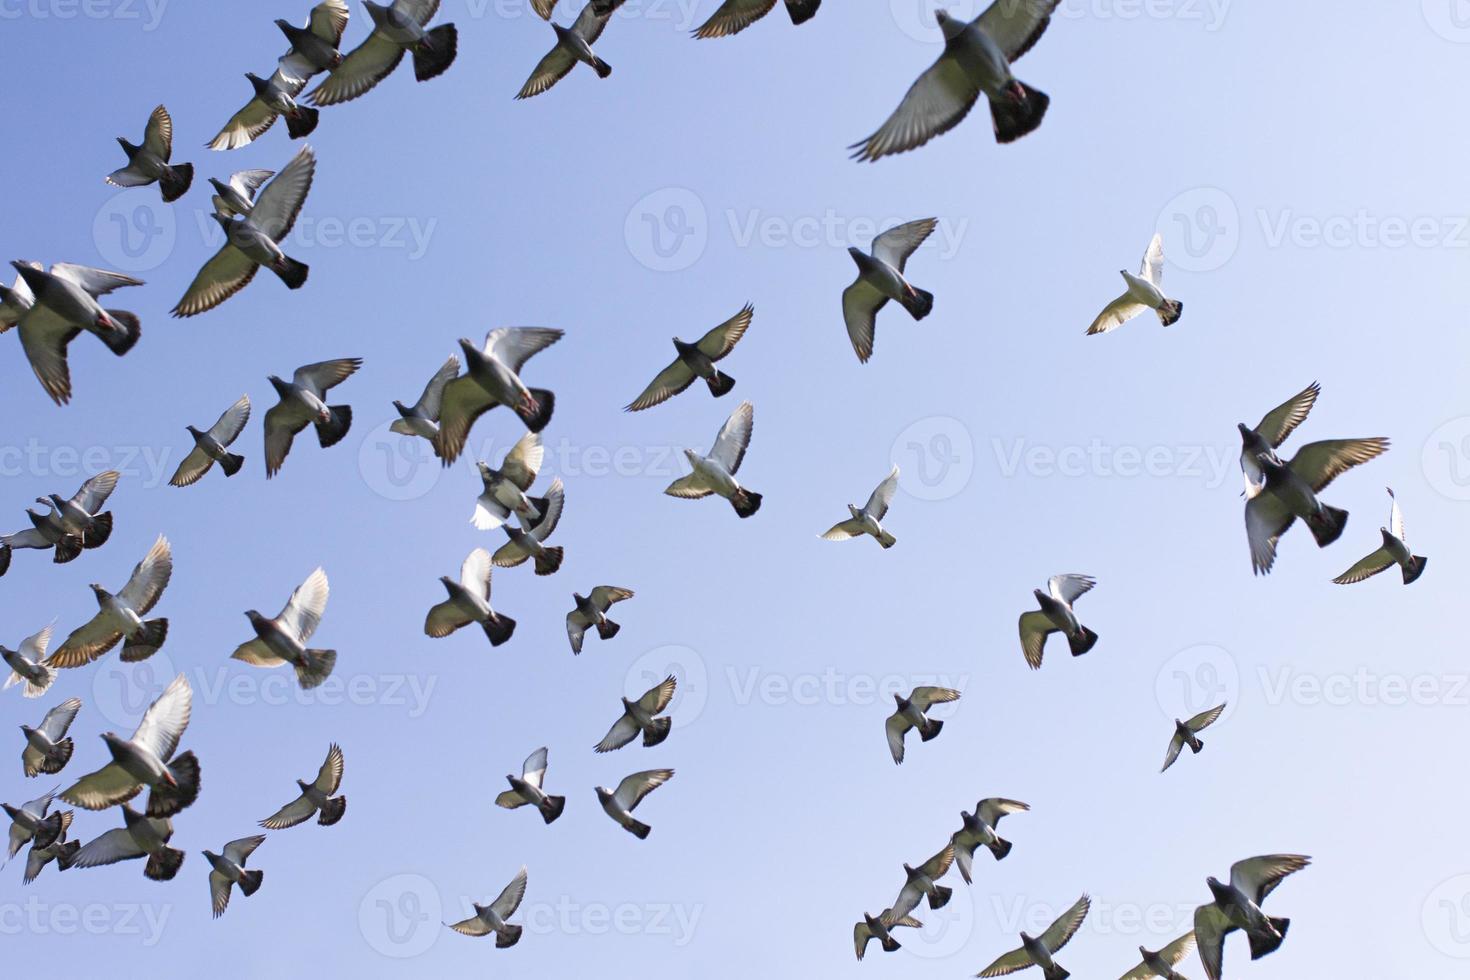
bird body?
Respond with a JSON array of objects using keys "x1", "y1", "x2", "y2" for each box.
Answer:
[
  {"x1": 260, "y1": 743, "x2": 346, "y2": 828},
  {"x1": 106, "y1": 105, "x2": 193, "y2": 200},
  {"x1": 205, "y1": 836, "x2": 266, "y2": 917},
  {"x1": 596, "y1": 768, "x2": 673, "y2": 839}
]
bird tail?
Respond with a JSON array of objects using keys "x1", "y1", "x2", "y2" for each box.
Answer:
[
  {"x1": 412, "y1": 23, "x2": 459, "y2": 81},
  {"x1": 147, "y1": 750, "x2": 201, "y2": 817},
  {"x1": 989, "y1": 80, "x2": 1050, "y2": 143},
  {"x1": 880, "y1": 934, "x2": 901, "y2": 953},
  {"x1": 626, "y1": 817, "x2": 652, "y2": 840},
  {"x1": 1068, "y1": 626, "x2": 1099, "y2": 657},
  {"x1": 0, "y1": 544, "x2": 9, "y2": 577},
  {"x1": 1041, "y1": 964, "x2": 1070, "y2": 980},
  {"x1": 24, "y1": 664, "x2": 57, "y2": 699},
  {"x1": 986, "y1": 836, "x2": 1013, "y2": 861},
  {"x1": 52, "y1": 537, "x2": 83, "y2": 564},
  {"x1": 642, "y1": 716, "x2": 672, "y2": 748},
  {"x1": 238, "y1": 867, "x2": 264, "y2": 897},
  {"x1": 731, "y1": 488, "x2": 762, "y2": 518},
  {"x1": 1156, "y1": 298, "x2": 1184, "y2": 326},
  {"x1": 706, "y1": 370, "x2": 736, "y2": 397},
  {"x1": 898, "y1": 286, "x2": 934, "y2": 321},
  {"x1": 918, "y1": 717, "x2": 943, "y2": 742},
  {"x1": 482, "y1": 614, "x2": 517, "y2": 647},
  {"x1": 121, "y1": 618, "x2": 168, "y2": 662},
  {"x1": 877, "y1": 529, "x2": 897, "y2": 549},
  {"x1": 595, "y1": 618, "x2": 621, "y2": 640},
  {"x1": 285, "y1": 106, "x2": 320, "y2": 140},
  {"x1": 1186, "y1": 733, "x2": 1205, "y2": 754},
  {"x1": 159, "y1": 162, "x2": 194, "y2": 203},
  {"x1": 318, "y1": 795, "x2": 347, "y2": 826},
  {"x1": 533, "y1": 547, "x2": 564, "y2": 576},
  {"x1": 522, "y1": 495, "x2": 549, "y2": 522},
  {"x1": 97, "y1": 311, "x2": 142, "y2": 355},
  {"x1": 515, "y1": 388, "x2": 556, "y2": 433},
  {"x1": 495, "y1": 922, "x2": 524, "y2": 948},
  {"x1": 1304, "y1": 504, "x2": 1348, "y2": 547},
  {"x1": 144, "y1": 845, "x2": 186, "y2": 881},
  {"x1": 1403, "y1": 555, "x2": 1428, "y2": 584},
  {"x1": 41, "y1": 738, "x2": 74, "y2": 775},
  {"x1": 538, "y1": 794, "x2": 566, "y2": 824},
  {"x1": 591, "y1": 56, "x2": 613, "y2": 79},
  {"x1": 218, "y1": 452, "x2": 245, "y2": 477},
  {"x1": 786, "y1": 0, "x2": 819, "y2": 23},
  {"x1": 54, "y1": 839, "x2": 80, "y2": 871},
  {"x1": 272, "y1": 256, "x2": 310, "y2": 290},
  {"x1": 1247, "y1": 919, "x2": 1289, "y2": 959},
  {"x1": 294, "y1": 649, "x2": 337, "y2": 690},
  {"x1": 315, "y1": 405, "x2": 353, "y2": 448},
  {"x1": 83, "y1": 512, "x2": 113, "y2": 549},
  {"x1": 928, "y1": 884, "x2": 952, "y2": 910},
  {"x1": 31, "y1": 811, "x2": 63, "y2": 851}
]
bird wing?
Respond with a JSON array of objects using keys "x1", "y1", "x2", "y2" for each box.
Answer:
[
  {"x1": 841, "y1": 277, "x2": 887, "y2": 363},
  {"x1": 223, "y1": 834, "x2": 266, "y2": 864},
  {"x1": 863, "y1": 466, "x2": 900, "y2": 520},
  {"x1": 1139, "y1": 232, "x2": 1166, "y2": 286},
  {"x1": 426, "y1": 598, "x2": 473, "y2": 637},
  {"x1": 871, "y1": 218, "x2": 937, "y2": 273},
  {"x1": 49, "y1": 264, "x2": 143, "y2": 298},
  {"x1": 447, "y1": 913, "x2": 493, "y2": 937},
  {"x1": 1185, "y1": 702, "x2": 1226, "y2": 733},
  {"x1": 566, "y1": 613, "x2": 589, "y2": 654},
  {"x1": 1018, "y1": 611, "x2": 1054, "y2": 670},
  {"x1": 172, "y1": 242, "x2": 258, "y2": 318},
  {"x1": 17, "y1": 310, "x2": 79, "y2": 405},
  {"x1": 639, "y1": 674, "x2": 678, "y2": 714},
  {"x1": 483, "y1": 327, "x2": 564, "y2": 375},
  {"x1": 1332, "y1": 546, "x2": 1394, "y2": 585},
  {"x1": 594, "y1": 713, "x2": 640, "y2": 753},
  {"x1": 47, "y1": 612, "x2": 122, "y2": 669},
  {"x1": 397, "y1": 0, "x2": 441, "y2": 25},
  {"x1": 820, "y1": 519, "x2": 865, "y2": 541},
  {"x1": 516, "y1": 43, "x2": 578, "y2": 100},
  {"x1": 231, "y1": 638, "x2": 285, "y2": 667},
  {"x1": 308, "y1": 32, "x2": 405, "y2": 106},
  {"x1": 520, "y1": 747, "x2": 548, "y2": 789},
  {"x1": 210, "y1": 869, "x2": 234, "y2": 918},
  {"x1": 1287, "y1": 438, "x2": 1390, "y2": 492},
  {"x1": 263, "y1": 402, "x2": 310, "y2": 478},
  {"x1": 1086, "y1": 293, "x2": 1148, "y2": 335},
  {"x1": 293, "y1": 357, "x2": 361, "y2": 397},
  {"x1": 500, "y1": 431, "x2": 544, "y2": 490},
  {"x1": 312, "y1": 0, "x2": 351, "y2": 44},
  {"x1": 118, "y1": 535, "x2": 172, "y2": 615},
  {"x1": 279, "y1": 567, "x2": 330, "y2": 642},
  {"x1": 1193, "y1": 903, "x2": 1232, "y2": 980},
  {"x1": 625, "y1": 358, "x2": 697, "y2": 412},
  {"x1": 1230, "y1": 853, "x2": 1310, "y2": 904},
  {"x1": 132, "y1": 673, "x2": 191, "y2": 760},
  {"x1": 975, "y1": 0, "x2": 1058, "y2": 61},
  {"x1": 259, "y1": 792, "x2": 315, "y2": 829},
  {"x1": 710, "y1": 400, "x2": 754, "y2": 474},
  {"x1": 917, "y1": 841, "x2": 955, "y2": 878},
  {"x1": 884, "y1": 712, "x2": 911, "y2": 763},
  {"x1": 39, "y1": 698, "x2": 82, "y2": 740},
  {"x1": 909, "y1": 686, "x2": 960, "y2": 710},
  {"x1": 490, "y1": 866, "x2": 528, "y2": 918},
  {"x1": 692, "y1": 0, "x2": 777, "y2": 38},
  {"x1": 21, "y1": 625, "x2": 55, "y2": 662},
  {"x1": 664, "y1": 472, "x2": 714, "y2": 499},
  {"x1": 570, "y1": 1, "x2": 610, "y2": 42},
  {"x1": 528, "y1": 478, "x2": 564, "y2": 542},
  {"x1": 1160, "y1": 730, "x2": 1187, "y2": 772},
  {"x1": 208, "y1": 394, "x2": 253, "y2": 445},
  {"x1": 976, "y1": 944, "x2": 1034, "y2": 977},
  {"x1": 1039, "y1": 893, "x2": 1090, "y2": 952},
  {"x1": 849, "y1": 52, "x2": 981, "y2": 163},
  {"x1": 977, "y1": 798, "x2": 1029, "y2": 826},
  {"x1": 1158, "y1": 931, "x2": 1197, "y2": 965},
  {"x1": 434, "y1": 376, "x2": 498, "y2": 464},
  {"x1": 62, "y1": 763, "x2": 140, "y2": 810},
  {"x1": 142, "y1": 104, "x2": 173, "y2": 159},
  {"x1": 459, "y1": 548, "x2": 494, "y2": 600},
  {"x1": 1388, "y1": 487, "x2": 1406, "y2": 542},
  {"x1": 207, "y1": 97, "x2": 278, "y2": 151},
  {"x1": 69, "y1": 826, "x2": 146, "y2": 868},
  {"x1": 696, "y1": 303, "x2": 753, "y2": 359},
  {"x1": 250, "y1": 145, "x2": 316, "y2": 240},
  {"x1": 1244, "y1": 492, "x2": 1293, "y2": 575},
  {"x1": 314, "y1": 743, "x2": 345, "y2": 794},
  {"x1": 613, "y1": 768, "x2": 672, "y2": 811},
  {"x1": 1253, "y1": 381, "x2": 1320, "y2": 448},
  {"x1": 72, "y1": 471, "x2": 121, "y2": 512},
  {"x1": 1048, "y1": 574, "x2": 1095, "y2": 605},
  {"x1": 414, "y1": 356, "x2": 460, "y2": 418},
  {"x1": 589, "y1": 586, "x2": 633, "y2": 611}
]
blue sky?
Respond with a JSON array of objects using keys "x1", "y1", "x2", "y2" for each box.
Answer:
[{"x1": 4, "y1": 0, "x2": 1470, "y2": 976}]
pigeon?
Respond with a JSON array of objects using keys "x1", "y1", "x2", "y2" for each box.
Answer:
[
  {"x1": 63, "y1": 803, "x2": 184, "y2": 881},
  {"x1": 37, "y1": 470, "x2": 119, "y2": 550},
  {"x1": 566, "y1": 586, "x2": 634, "y2": 654},
  {"x1": 952, "y1": 798, "x2": 1029, "y2": 883},
  {"x1": 391, "y1": 355, "x2": 460, "y2": 442},
  {"x1": 263, "y1": 357, "x2": 361, "y2": 478},
  {"x1": 2, "y1": 626, "x2": 57, "y2": 699},
  {"x1": 61, "y1": 673, "x2": 200, "y2": 817},
  {"x1": 106, "y1": 105, "x2": 194, "y2": 202},
  {"x1": 624, "y1": 304, "x2": 752, "y2": 411},
  {"x1": 1333, "y1": 488, "x2": 1428, "y2": 585},
  {"x1": 889, "y1": 843, "x2": 957, "y2": 920},
  {"x1": 1244, "y1": 436, "x2": 1389, "y2": 575},
  {"x1": 1086, "y1": 234, "x2": 1183, "y2": 334},
  {"x1": 516, "y1": 3, "x2": 616, "y2": 99},
  {"x1": 170, "y1": 395, "x2": 252, "y2": 486},
  {"x1": 664, "y1": 400, "x2": 762, "y2": 518},
  {"x1": 208, "y1": 71, "x2": 320, "y2": 151},
  {"x1": 885, "y1": 685, "x2": 960, "y2": 763},
  {"x1": 172, "y1": 144, "x2": 315, "y2": 317},
  {"x1": 424, "y1": 548, "x2": 517, "y2": 646},
  {"x1": 209, "y1": 169, "x2": 276, "y2": 218},
  {"x1": 596, "y1": 768, "x2": 673, "y2": 839},
  {"x1": 977, "y1": 893, "x2": 1091, "y2": 979},
  {"x1": 205, "y1": 835, "x2": 266, "y2": 918},
  {"x1": 0, "y1": 514, "x2": 66, "y2": 575},
  {"x1": 231, "y1": 567, "x2": 337, "y2": 689},
  {"x1": 853, "y1": 911, "x2": 923, "y2": 960},
  {"x1": 495, "y1": 747, "x2": 566, "y2": 824},
  {"x1": 435, "y1": 328, "x2": 563, "y2": 464},
  {"x1": 822, "y1": 465, "x2": 900, "y2": 548},
  {"x1": 307, "y1": 0, "x2": 458, "y2": 106},
  {"x1": 0, "y1": 262, "x2": 37, "y2": 333},
  {"x1": 841, "y1": 219, "x2": 936, "y2": 363},
  {"x1": 1161, "y1": 703, "x2": 1226, "y2": 773},
  {"x1": 22, "y1": 813, "x2": 78, "y2": 884},
  {"x1": 1119, "y1": 932, "x2": 1197, "y2": 980},
  {"x1": 5, "y1": 788, "x2": 62, "y2": 862},
  {"x1": 20, "y1": 697, "x2": 82, "y2": 777},
  {"x1": 693, "y1": 0, "x2": 821, "y2": 38},
  {"x1": 1018, "y1": 575, "x2": 1099, "y2": 669},
  {"x1": 1193, "y1": 855, "x2": 1311, "y2": 980},
  {"x1": 260, "y1": 744, "x2": 347, "y2": 828},
  {"x1": 275, "y1": 0, "x2": 351, "y2": 86},
  {"x1": 46, "y1": 535, "x2": 172, "y2": 668},
  {"x1": 471, "y1": 432, "x2": 549, "y2": 531},
  {"x1": 594, "y1": 675, "x2": 676, "y2": 752},
  {"x1": 492, "y1": 478, "x2": 565, "y2": 575},
  {"x1": 447, "y1": 867, "x2": 527, "y2": 947},
  {"x1": 7, "y1": 261, "x2": 143, "y2": 404},
  {"x1": 1236, "y1": 382, "x2": 1320, "y2": 495},
  {"x1": 850, "y1": 1, "x2": 1058, "y2": 162}
]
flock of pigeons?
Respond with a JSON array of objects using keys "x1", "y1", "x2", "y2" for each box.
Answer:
[{"x1": 0, "y1": 0, "x2": 1428, "y2": 975}]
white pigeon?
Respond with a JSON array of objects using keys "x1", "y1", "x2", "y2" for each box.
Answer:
[
  {"x1": 424, "y1": 548, "x2": 516, "y2": 646},
  {"x1": 4, "y1": 788, "x2": 63, "y2": 862},
  {"x1": 596, "y1": 768, "x2": 673, "y2": 839},
  {"x1": 447, "y1": 866, "x2": 528, "y2": 947},
  {"x1": 61, "y1": 673, "x2": 199, "y2": 817},
  {"x1": 885, "y1": 685, "x2": 960, "y2": 764},
  {"x1": 1018, "y1": 575, "x2": 1099, "y2": 669},
  {"x1": 471, "y1": 432, "x2": 548, "y2": 531},
  {"x1": 171, "y1": 395, "x2": 252, "y2": 486},
  {"x1": 2, "y1": 625, "x2": 57, "y2": 699},
  {"x1": 435, "y1": 328, "x2": 564, "y2": 463},
  {"x1": 495, "y1": 747, "x2": 566, "y2": 824},
  {"x1": 842, "y1": 219, "x2": 936, "y2": 363},
  {"x1": 106, "y1": 105, "x2": 194, "y2": 201},
  {"x1": 516, "y1": 3, "x2": 615, "y2": 99},
  {"x1": 1333, "y1": 487, "x2": 1428, "y2": 585},
  {"x1": 693, "y1": 0, "x2": 820, "y2": 38},
  {"x1": 307, "y1": 0, "x2": 458, "y2": 106},
  {"x1": 21, "y1": 697, "x2": 81, "y2": 777},
  {"x1": 63, "y1": 803, "x2": 184, "y2": 881},
  {"x1": 391, "y1": 355, "x2": 460, "y2": 442},
  {"x1": 853, "y1": 911, "x2": 922, "y2": 960},
  {"x1": 566, "y1": 586, "x2": 634, "y2": 655},
  {"x1": 977, "y1": 893, "x2": 1091, "y2": 979},
  {"x1": 1194, "y1": 855, "x2": 1310, "y2": 980},
  {"x1": 1161, "y1": 703, "x2": 1227, "y2": 773},
  {"x1": 260, "y1": 743, "x2": 347, "y2": 828},
  {"x1": 952, "y1": 798, "x2": 1029, "y2": 883},
  {"x1": 231, "y1": 568, "x2": 337, "y2": 689},
  {"x1": 492, "y1": 478, "x2": 565, "y2": 575},
  {"x1": 664, "y1": 400, "x2": 762, "y2": 518},
  {"x1": 205, "y1": 835, "x2": 266, "y2": 918},
  {"x1": 263, "y1": 358, "x2": 362, "y2": 478},
  {"x1": 1119, "y1": 932, "x2": 1197, "y2": 980},
  {"x1": 209, "y1": 169, "x2": 276, "y2": 218},
  {"x1": 595, "y1": 675, "x2": 676, "y2": 753},
  {"x1": 1086, "y1": 234, "x2": 1183, "y2": 335},
  {"x1": 888, "y1": 843, "x2": 956, "y2": 920},
  {"x1": 47, "y1": 535, "x2": 172, "y2": 668},
  {"x1": 822, "y1": 465, "x2": 900, "y2": 548},
  {"x1": 624, "y1": 304, "x2": 752, "y2": 411}
]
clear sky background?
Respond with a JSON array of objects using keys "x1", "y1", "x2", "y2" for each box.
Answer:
[{"x1": 3, "y1": 0, "x2": 1470, "y2": 976}]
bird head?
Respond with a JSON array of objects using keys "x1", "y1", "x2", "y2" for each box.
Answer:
[
  {"x1": 99, "y1": 731, "x2": 124, "y2": 752},
  {"x1": 1138, "y1": 945, "x2": 1150, "y2": 958},
  {"x1": 595, "y1": 786, "x2": 611, "y2": 800},
  {"x1": 1205, "y1": 876, "x2": 1229, "y2": 901},
  {"x1": 0, "y1": 803, "x2": 20, "y2": 822},
  {"x1": 476, "y1": 460, "x2": 496, "y2": 479},
  {"x1": 208, "y1": 177, "x2": 231, "y2": 196},
  {"x1": 245, "y1": 72, "x2": 269, "y2": 92},
  {"x1": 934, "y1": 10, "x2": 966, "y2": 40},
  {"x1": 212, "y1": 211, "x2": 237, "y2": 235},
  {"x1": 1236, "y1": 422, "x2": 1255, "y2": 442},
  {"x1": 1033, "y1": 588, "x2": 1049, "y2": 604},
  {"x1": 297, "y1": 778, "x2": 311, "y2": 792},
  {"x1": 11, "y1": 263, "x2": 44, "y2": 293},
  {"x1": 185, "y1": 424, "x2": 204, "y2": 439},
  {"x1": 848, "y1": 503, "x2": 861, "y2": 519},
  {"x1": 115, "y1": 137, "x2": 139, "y2": 156},
  {"x1": 572, "y1": 592, "x2": 586, "y2": 605},
  {"x1": 901, "y1": 862, "x2": 915, "y2": 875},
  {"x1": 391, "y1": 399, "x2": 411, "y2": 417},
  {"x1": 202, "y1": 849, "x2": 221, "y2": 864},
  {"x1": 89, "y1": 583, "x2": 110, "y2": 600},
  {"x1": 0, "y1": 285, "x2": 11, "y2": 304},
  {"x1": 846, "y1": 245, "x2": 865, "y2": 263},
  {"x1": 620, "y1": 696, "x2": 634, "y2": 710},
  {"x1": 438, "y1": 575, "x2": 456, "y2": 591},
  {"x1": 682, "y1": 448, "x2": 700, "y2": 465},
  {"x1": 267, "y1": 376, "x2": 293, "y2": 397},
  {"x1": 244, "y1": 610, "x2": 266, "y2": 629},
  {"x1": 19, "y1": 724, "x2": 34, "y2": 737},
  {"x1": 457, "y1": 338, "x2": 487, "y2": 367},
  {"x1": 1018, "y1": 931, "x2": 1034, "y2": 944},
  {"x1": 274, "y1": 17, "x2": 294, "y2": 32}
]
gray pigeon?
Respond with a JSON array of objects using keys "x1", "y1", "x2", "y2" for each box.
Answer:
[
  {"x1": 664, "y1": 400, "x2": 762, "y2": 517},
  {"x1": 977, "y1": 893, "x2": 1091, "y2": 980},
  {"x1": 263, "y1": 357, "x2": 361, "y2": 478},
  {"x1": 889, "y1": 843, "x2": 957, "y2": 920},
  {"x1": 0, "y1": 262, "x2": 36, "y2": 333},
  {"x1": 495, "y1": 747, "x2": 566, "y2": 824},
  {"x1": 842, "y1": 219, "x2": 936, "y2": 363},
  {"x1": 853, "y1": 910, "x2": 922, "y2": 960},
  {"x1": 307, "y1": 0, "x2": 458, "y2": 106},
  {"x1": 61, "y1": 673, "x2": 199, "y2": 817},
  {"x1": 208, "y1": 71, "x2": 320, "y2": 151},
  {"x1": 447, "y1": 866, "x2": 527, "y2": 947},
  {"x1": 1086, "y1": 234, "x2": 1183, "y2": 334},
  {"x1": 885, "y1": 685, "x2": 960, "y2": 763},
  {"x1": 5, "y1": 788, "x2": 63, "y2": 862},
  {"x1": 435, "y1": 328, "x2": 563, "y2": 464},
  {"x1": 1193, "y1": 855, "x2": 1310, "y2": 980},
  {"x1": 171, "y1": 395, "x2": 252, "y2": 486},
  {"x1": 1236, "y1": 382, "x2": 1320, "y2": 495},
  {"x1": 1333, "y1": 487, "x2": 1428, "y2": 585},
  {"x1": 624, "y1": 304, "x2": 752, "y2": 411},
  {"x1": 1119, "y1": 932, "x2": 1197, "y2": 980},
  {"x1": 1161, "y1": 703, "x2": 1226, "y2": 773},
  {"x1": 424, "y1": 548, "x2": 516, "y2": 646},
  {"x1": 952, "y1": 798, "x2": 1028, "y2": 882},
  {"x1": 63, "y1": 803, "x2": 183, "y2": 881},
  {"x1": 260, "y1": 743, "x2": 346, "y2": 828},
  {"x1": 205, "y1": 835, "x2": 266, "y2": 917},
  {"x1": 850, "y1": 1, "x2": 1059, "y2": 162},
  {"x1": 566, "y1": 586, "x2": 634, "y2": 654},
  {"x1": 595, "y1": 768, "x2": 673, "y2": 839},
  {"x1": 693, "y1": 0, "x2": 820, "y2": 38},
  {"x1": 21, "y1": 697, "x2": 81, "y2": 777},
  {"x1": 5, "y1": 261, "x2": 143, "y2": 404},
  {"x1": 38, "y1": 470, "x2": 119, "y2": 549},
  {"x1": 391, "y1": 355, "x2": 460, "y2": 442},
  {"x1": 516, "y1": 3, "x2": 615, "y2": 100},
  {"x1": 2, "y1": 626, "x2": 57, "y2": 699},
  {"x1": 822, "y1": 465, "x2": 900, "y2": 548},
  {"x1": 1018, "y1": 574, "x2": 1099, "y2": 669},
  {"x1": 471, "y1": 432, "x2": 548, "y2": 531},
  {"x1": 209, "y1": 169, "x2": 276, "y2": 217},
  {"x1": 231, "y1": 567, "x2": 337, "y2": 689},
  {"x1": 106, "y1": 105, "x2": 194, "y2": 201},
  {"x1": 492, "y1": 478, "x2": 565, "y2": 575},
  {"x1": 275, "y1": 0, "x2": 351, "y2": 85},
  {"x1": 47, "y1": 535, "x2": 172, "y2": 668},
  {"x1": 22, "y1": 811, "x2": 78, "y2": 884},
  {"x1": 594, "y1": 675, "x2": 676, "y2": 753}
]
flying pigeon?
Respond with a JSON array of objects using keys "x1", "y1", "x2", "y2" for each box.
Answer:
[
  {"x1": 1333, "y1": 488, "x2": 1428, "y2": 585},
  {"x1": 2, "y1": 626, "x2": 57, "y2": 699},
  {"x1": 22, "y1": 813, "x2": 78, "y2": 884},
  {"x1": 447, "y1": 866, "x2": 527, "y2": 947},
  {"x1": 6, "y1": 261, "x2": 143, "y2": 405},
  {"x1": 36, "y1": 470, "x2": 119, "y2": 551},
  {"x1": 471, "y1": 432, "x2": 549, "y2": 531},
  {"x1": 822, "y1": 465, "x2": 900, "y2": 548},
  {"x1": 60, "y1": 673, "x2": 199, "y2": 817},
  {"x1": 888, "y1": 843, "x2": 957, "y2": 921},
  {"x1": 46, "y1": 535, "x2": 172, "y2": 668},
  {"x1": 63, "y1": 803, "x2": 184, "y2": 881},
  {"x1": 566, "y1": 586, "x2": 634, "y2": 654},
  {"x1": 171, "y1": 395, "x2": 252, "y2": 486},
  {"x1": 492, "y1": 478, "x2": 565, "y2": 575},
  {"x1": 1018, "y1": 574, "x2": 1099, "y2": 669},
  {"x1": 208, "y1": 71, "x2": 320, "y2": 151},
  {"x1": 1161, "y1": 703, "x2": 1226, "y2": 773},
  {"x1": 495, "y1": 747, "x2": 566, "y2": 824},
  {"x1": 424, "y1": 547, "x2": 516, "y2": 646},
  {"x1": 595, "y1": 675, "x2": 676, "y2": 753},
  {"x1": 205, "y1": 835, "x2": 267, "y2": 918},
  {"x1": 516, "y1": 3, "x2": 616, "y2": 99},
  {"x1": 1236, "y1": 382, "x2": 1320, "y2": 495},
  {"x1": 853, "y1": 911, "x2": 922, "y2": 960},
  {"x1": 664, "y1": 400, "x2": 762, "y2": 518},
  {"x1": 391, "y1": 355, "x2": 460, "y2": 442},
  {"x1": 1193, "y1": 855, "x2": 1310, "y2": 980},
  {"x1": 885, "y1": 685, "x2": 959, "y2": 764},
  {"x1": 260, "y1": 743, "x2": 346, "y2": 828},
  {"x1": 1119, "y1": 932, "x2": 1197, "y2": 980},
  {"x1": 209, "y1": 169, "x2": 276, "y2": 217},
  {"x1": 435, "y1": 328, "x2": 563, "y2": 464},
  {"x1": 692, "y1": 0, "x2": 821, "y2": 38},
  {"x1": 232, "y1": 567, "x2": 337, "y2": 689},
  {"x1": 842, "y1": 219, "x2": 936, "y2": 363},
  {"x1": 977, "y1": 892, "x2": 1091, "y2": 979},
  {"x1": 172, "y1": 144, "x2": 315, "y2": 317},
  {"x1": 595, "y1": 768, "x2": 673, "y2": 839},
  {"x1": 21, "y1": 698, "x2": 81, "y2": 777},
  {"x1": 850, "y1": 1, "x2": 1059, "y2": 162},
  {"x1": 263, "y1": 357, "x2": 361, "y2": 478},
  {"x1": 106, "y1": 105, "x2": 194, "y2": 201},
  {"x1": 307, "y1": 0, "x2": 458, "y2": 106},
  {"x1": 5, "y1": 788, "x2": 63, "y2": 862},
  {"x1": 275, "y1": 0, "x2": 351, "y2": 86},
  {"x1": 952, "y1": 798, "x2": 1029, "y2": 883},
  {"x1": 624, "y1": 303, "x2": 752, "y2": 411},
  {"x1": 1086, "y1": 234, "x2": 1183, "y2": 334},
  {"x1": 0, "y1": 262, "x2": 37, "y2": 333}
]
